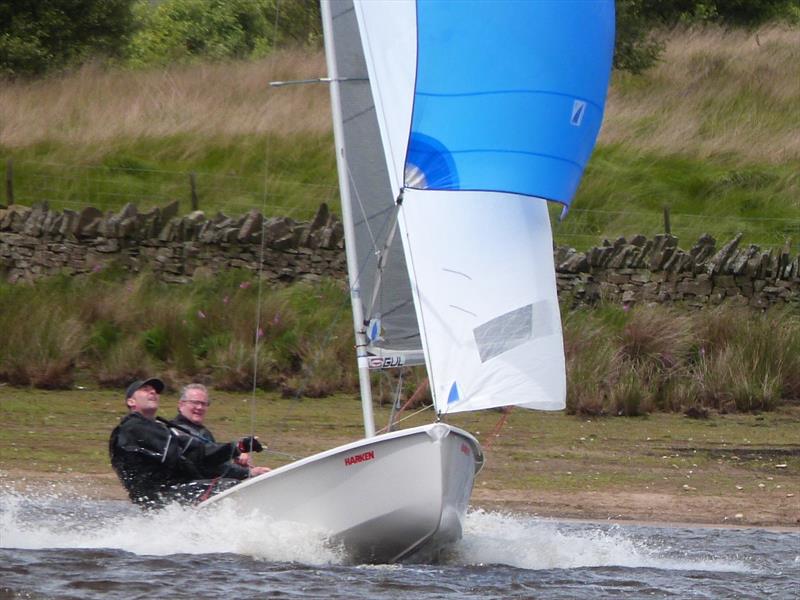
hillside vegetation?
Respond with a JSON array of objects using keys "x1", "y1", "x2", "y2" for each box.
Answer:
[
  {"x1": 2, "y1": 26, "x2": 800, "y2": 415},
  {"x1": 1, "y1": 25, "x2": 799, "y2": 246}
]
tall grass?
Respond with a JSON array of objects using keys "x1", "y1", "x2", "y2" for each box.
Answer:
[
  {"x1": 603, "y1": 25, "x2": 800, "y2": 164},
  {"x1": 2, "y1": 26, "x2": 799, "y2": 247},
  {"x1": 4, "y1": 27, "x2": 796, "y2": 161},
  {"x1": 0, "y1": 52, "x2": 329, "y2": 147},
  {"x1": 0, "y1": 270, "x2": 354, "y2": 395},
  {"x1": 562, "y1": 302, "x2": 800, "y2": 416}
]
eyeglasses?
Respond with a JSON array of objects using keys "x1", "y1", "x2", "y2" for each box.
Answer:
[{"x1": 182, "y1": 400, "x2": 210, "y2": 408}]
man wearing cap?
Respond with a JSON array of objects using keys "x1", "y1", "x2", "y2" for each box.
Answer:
[
  {"x1": 109, "y1": 377, "x2": 264, "y2": 508},
  {"x1": 169, "y1": 382, "x2": 269, "y2": 480}
]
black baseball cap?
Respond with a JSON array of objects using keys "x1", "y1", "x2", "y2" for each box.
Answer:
[{"x1": 125, "y1": 377, "x2": 165, "y2": 400}]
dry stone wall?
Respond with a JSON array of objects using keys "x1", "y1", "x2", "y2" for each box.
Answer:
[
  {"x1": 0, "y1": 202, "x2": 346, "y2": 284},
  {"x1": 2, "y1": 202, "x2": 799, "y2": 309},
  {"x1": 556, "y1": 233, "x2": 800, "y2": 309}
]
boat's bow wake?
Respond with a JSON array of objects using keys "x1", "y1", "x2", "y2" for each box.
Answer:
[{"x1": 447, "y1": 509, "x2": 757, "y2": 573}]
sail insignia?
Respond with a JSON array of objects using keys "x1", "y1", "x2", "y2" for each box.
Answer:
[
  {"x1": 571, "y1": 100, "x2": 587, "y2": 127},
  {"x1": 447, "y1": 382, "x2": 460, "y2": 405},
  {"x1": 366, "y1": 317, "x2": 382, "y2": 343}
]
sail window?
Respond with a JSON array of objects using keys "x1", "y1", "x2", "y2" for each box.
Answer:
[{"x1": 473, "y1": 301, "x2": 552, "y2": 363}]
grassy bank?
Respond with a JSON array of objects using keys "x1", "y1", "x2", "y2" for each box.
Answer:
[
  {"x1": 1, "y1": 26, "x2": 799, "y2": 248},
  {"x1": 2, "y1": 272, "x2": 800, "y2": 416},
  {"x1": 1, "y1": 389, "x2": 797, "y2": 526}
]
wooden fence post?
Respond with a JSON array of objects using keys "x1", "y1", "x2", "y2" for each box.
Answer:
[
  {"x1": 5, "y1": 158, "x2": 13, "y2": 206},
  {"x1": 663, "y1": 205, "x2": 671, "y2": 235},
  {"x1": 189, "y1": 172, "x2": 199, "y2": 211}
]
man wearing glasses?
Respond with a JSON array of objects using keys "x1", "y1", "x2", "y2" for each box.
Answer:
[
  {"x1": 170, "y1": 383, "x2": 269, "y2": 480},
  {"x1": 109, "y1": 377, "x2": 266, "y2": 508}
]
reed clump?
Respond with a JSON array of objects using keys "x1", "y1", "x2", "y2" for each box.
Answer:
[
  {"x1": 562, "y1": 302, "x2": 800, "y2": 416},
  {"x1": 1, "y1": 271, "x2": 799, "y2": 416},
  {"x1": 0, "y1": 271, "x2": 353, "y2": 395}
]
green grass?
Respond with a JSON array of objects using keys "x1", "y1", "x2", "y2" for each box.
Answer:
[
  {"x1": 5, "y1": 137, "x2": 798, "y2": 250},
  {"x1": 552, "y1": 146, "x2": 800, "y2": 249},
  {"x1": 2, "y1": 133, "x2": 338, "y2": 220},
  {"x1": 1, "y1": 389, "x2": 796, "y2": 500}
]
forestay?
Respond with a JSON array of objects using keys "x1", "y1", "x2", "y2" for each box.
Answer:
[{"x1": 354, "y1": 0, "x2": 614, "y2": 415}]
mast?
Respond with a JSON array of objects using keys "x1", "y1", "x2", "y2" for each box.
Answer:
[{"x1": 320, "y1": 0, "x2": 376, "y2": 437}]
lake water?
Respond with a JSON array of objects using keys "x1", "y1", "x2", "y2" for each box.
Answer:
[{"x1": 1, "y1": 489, "x2": 798, "y2": 599}]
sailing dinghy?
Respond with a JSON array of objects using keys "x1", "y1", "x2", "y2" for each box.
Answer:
[{"x1": 200, "y1": 0, "x2": 614, "y2": 563}]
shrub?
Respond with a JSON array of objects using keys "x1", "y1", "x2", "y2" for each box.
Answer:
[
  {"x1": 0, "y1": 0, "x2": 135, "y2": 77},
  {"x1": 609, "y1": 370, "x2": 652, "y2": 416},
  {"x1": 0, "y1": 309, "x2": 86, "y2": 388},
  {"x1": 125, "y1": 0, "x2": 322, "y2": 68}
]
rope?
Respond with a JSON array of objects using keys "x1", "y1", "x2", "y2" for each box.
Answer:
[
  {"x1": 197, "y1": 477, "x2": 220, "y2": 504},
  {"x1": 244, "y1": 0, "x2": 283, "y2": 454},
  {"x1": 375, "y1": 403, "x2": 434, "y2": 434},
  {"x1": 379, "y1": 377, "x2": 429, "y2": 433},
  {"x1": 263, "y1": 448, "x2": 299, "y2": 461},
  {"x1": 482, "y1": 406, "x2": 514, "y2": 451}
]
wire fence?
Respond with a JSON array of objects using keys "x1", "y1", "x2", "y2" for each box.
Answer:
[
  {"x1": 553, "y1": 206, "x2": 800, "y2": 251},
  {"x1": 2, "y1": 158, "x2": 339, "y2": 222},
  {"x1": 4, "y1": 158, "x2": 799, "y2": 251}
]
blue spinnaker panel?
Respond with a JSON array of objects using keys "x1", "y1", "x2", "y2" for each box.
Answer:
[{"x1": 406, "y1": 0, "x2": 614, "y2": 207}]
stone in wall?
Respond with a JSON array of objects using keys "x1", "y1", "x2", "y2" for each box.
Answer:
[
  {"x1": 1, "y1": 202, "x2": 799, "y2": 310},
  {"x1": 0, "y1": 201, "x2": 347, "y2": 287},
  {"x1": 555, "y1": 232, "x2": 800, "y2": 310}
]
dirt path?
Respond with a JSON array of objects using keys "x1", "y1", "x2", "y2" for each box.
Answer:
[{"x1": 472, "y1": 488, "x2": 799, "y2": 529}]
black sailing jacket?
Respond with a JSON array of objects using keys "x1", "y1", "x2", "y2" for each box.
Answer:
[
  {"x1": 109, "y1": 412, "x2": 240, "y2": 507},
  {"x1": 169, "y1": 413, "x2": 251, "y2": 480}
]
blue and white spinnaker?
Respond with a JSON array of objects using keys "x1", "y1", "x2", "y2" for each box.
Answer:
[{"x1": 355, "y1": 0, "x2": 614, "y2": 414}]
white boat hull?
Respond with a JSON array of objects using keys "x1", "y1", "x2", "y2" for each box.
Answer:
[{"x1": 199, "y1": 423, "x2": 483, "y2": 563}]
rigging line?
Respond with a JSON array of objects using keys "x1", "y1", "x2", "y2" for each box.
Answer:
[
  {"x1": 345, "y1": 158, "x2": 379, "y2": 255},
  {"x1": 385, "y1": 369, "x2": 405, "y2": 431},
  {"x1": 247, "y1": 0, "x2": 285, "y2": 445},
  {"x1": 341, "y1": 157, "x2": 403, "y2": 328},
  {"x1": 384, "y1": 377, "x2": 429, "y2": 433},
  {"x1": 365, "y1": 204, "x2": 401, "y2": 322},
  {"x1": 375, "y1": 402, "x2": 434, "y2": 434},
  {"x1": 251, "y1": 1, "x2": 351, "y2": 455},
  {"x1": 482, "y1": 406, "x2": 514, "y2": 451},
  {"x1": 263, "y1": 448, "x2": 300, "y2": 461}
]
